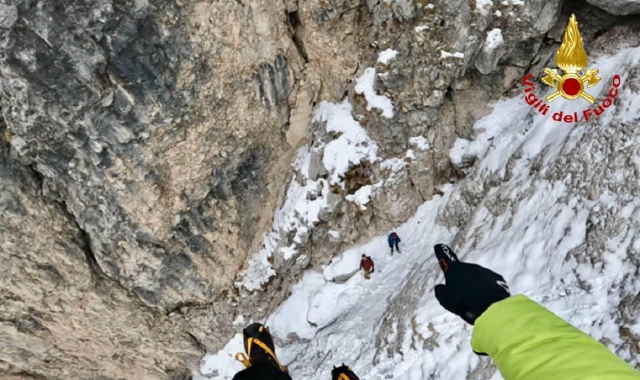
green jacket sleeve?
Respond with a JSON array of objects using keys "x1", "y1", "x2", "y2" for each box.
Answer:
[{"x1": 471, "y1": 294, "x2": 640, "y2": 380}]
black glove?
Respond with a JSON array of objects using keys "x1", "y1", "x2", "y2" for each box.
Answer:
[
  {"x1": 433, "y1": 244, "x2": 510, "y2": 325},
  {"x1": 371, "y1": 268, "x2": 375, "y2": 273}
]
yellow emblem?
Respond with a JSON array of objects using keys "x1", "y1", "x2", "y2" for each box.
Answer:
[{"x1": 541, "y1": 14, "x2": 601, "y2": 103}]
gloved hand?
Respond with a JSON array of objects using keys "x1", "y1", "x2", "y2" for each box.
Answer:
[
  {"x1": 371, "y1": 268, "x2": 375, "y2": 273},
  {"x1": 433, "y1": 244, "x2": 510, "y2": 325}
]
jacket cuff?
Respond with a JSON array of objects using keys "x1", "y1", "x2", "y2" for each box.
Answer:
[{"x1": 470, "y1": 294, "x2": 529, "y2": 355}]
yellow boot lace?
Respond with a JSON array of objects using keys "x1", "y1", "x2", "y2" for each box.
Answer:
[{"x1": 235, "y1": 337, "x2": 287, "y2": 373}]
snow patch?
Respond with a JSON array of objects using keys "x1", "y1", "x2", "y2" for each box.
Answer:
[
  {"x1": 355, "y1": 68, "x2": 395, "y2": 118},
  {"x1": 381, "y1": 157, "x2": 406, "y2": 172},
  {"x1": 197, "y1": 335, "x2": 245, "y2": 379},
  {"x1": 9, "y1": 136, "x2": 26, "y2": 153},
  {"x1": 346, "y1": 185, "x2": 374, "y2": 209},
  {"x1": 280, "y1": 244, "x2": 298, "y2": 261},
  {"x1": 315, "y1": 100, "x2": 380, "y2": 184},
  {"x1": 484, "y1": 28, "x2": 503, "y2": 52},
  {"x1": 440, "y1": 50, "x2": 465, "y2": 59},
  {"x1": 619, "y1": 82, "x2": 640, "y2": 122},
  {"x1": 232, "y1": 315, "x2": 245, "y2": 326},
  {"x1": 378, "y1": 49, "x2": 399, "y2": 64},
  {"x1": 237, "y1": 233, "x2": 278, "y2": 291},
  {"x1": 405, "y1": 149, "x2": 416, "y2": 160},
  {"x1": 475, "y1": 0, "x2": 493, "y2": 13},
  {"x1": 409, "y1": 136, "x2": 430, "y2": 150}
]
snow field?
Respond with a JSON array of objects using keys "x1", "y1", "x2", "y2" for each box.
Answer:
[{"x1": 201, "y1": 46, "x2": 640, "y2": 380}]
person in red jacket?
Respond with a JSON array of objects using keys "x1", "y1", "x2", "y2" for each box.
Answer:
[{"x1": 359, "y1": 254, "x2": 375, "y2": 279}]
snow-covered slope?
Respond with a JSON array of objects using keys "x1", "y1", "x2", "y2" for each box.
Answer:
[{"x1": 197, "y1": 46, "x2": 640, "y2": 380}]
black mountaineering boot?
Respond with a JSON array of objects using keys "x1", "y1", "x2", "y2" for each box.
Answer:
[
  {"x1": 235, "y1": 323, "x2": 289, "y2": 376},
  {"x1": 244, "y1": 323, "x2": 277, "y2": 365},
  {"x1": 332, "y1": 364, "x2": 360, "y2": 380}
]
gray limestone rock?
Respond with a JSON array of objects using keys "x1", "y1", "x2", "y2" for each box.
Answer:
[
  {"x1": 0, "y1": 3, "x2": 17, "y2": 29},
  {"x1": 0, "y1": 121, "x2": 203, "y2": 380},
  {"x1": 475, "y1": 28, "x2": 506, "y2": 75},
  {"x1": 586, "y1": 0, "x2": 640, "y2": 15}
]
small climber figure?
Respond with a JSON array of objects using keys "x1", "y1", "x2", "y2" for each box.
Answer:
[
  {"x1": 388, "y1": 232, "x2": 401, "y2": 255},
  {"x1": 359, "y1": 254, "x2": 375, "y2": 279}
]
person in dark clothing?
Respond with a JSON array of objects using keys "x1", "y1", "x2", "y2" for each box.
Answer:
[
  {"x1": 359, "y1": 254, "x2": 375, "y2": 279},
  {"x1": 233, "y1": 323, "x2": 292, "y2": 380},
  {"x1": 332, "y1": 364, "x2": 360, "y2": 380},
  {"x1": 388, "y1": 232, "x2": 401, "y2": 255}
]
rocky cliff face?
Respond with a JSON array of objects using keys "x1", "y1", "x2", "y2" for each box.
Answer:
[
  {"x1": 1, "y1": 120, "x2": 202, "y2": 380},
  {"x1": 0, "y1": 0, "x2": 302, "y2": 377},
  {"x1": 0, "y1": 0, "x2": 298, "y2": 307},
  {"x1": 1, "y1": 0, "x2": 639, "y2": 379}
]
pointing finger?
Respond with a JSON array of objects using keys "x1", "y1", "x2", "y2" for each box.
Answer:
[{"x1": 434, "y1": 244, "x2": 459, "y2": 275}]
